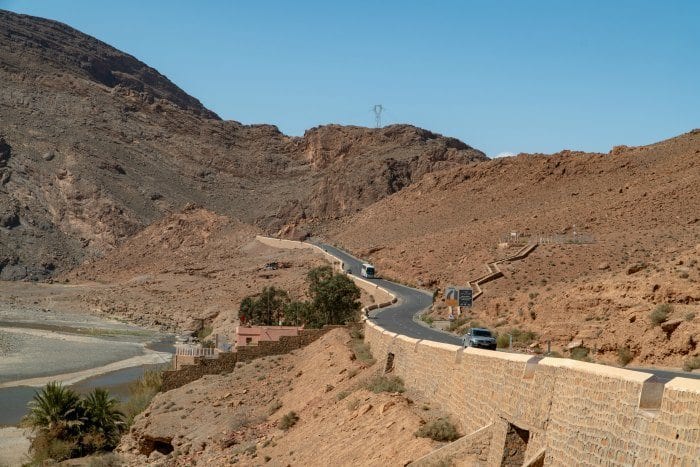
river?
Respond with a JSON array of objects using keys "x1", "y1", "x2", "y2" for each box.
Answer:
[{"x1": 0, "y1": 307, "x2": 173, "y2": 426}]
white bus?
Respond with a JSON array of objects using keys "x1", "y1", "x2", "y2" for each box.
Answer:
[{"x1": 360, "y1": 263, "x2": 375, "y2": 279}]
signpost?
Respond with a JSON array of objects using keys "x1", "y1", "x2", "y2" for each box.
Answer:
[
  {"x1": 458, "y1": 288, "x2": 473, "y2": 308},
  {"x1": 444, "y1": 287, "x2": 458, "y2": 307},
  {"x1": 445, "y1": 287, "x2": 473, "y2": 313}
]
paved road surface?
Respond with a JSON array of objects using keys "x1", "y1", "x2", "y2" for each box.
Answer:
[
  {"x1": 315, "y1": 242, "x2": 461, "y2": 346},
  {"x1": 312, "y1": 240, "x2": 700, "y2": 381}
]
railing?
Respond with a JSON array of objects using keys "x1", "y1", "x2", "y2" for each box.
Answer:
[{"x1": 175, "y1": 344, "x2": 218, "y2": 359}]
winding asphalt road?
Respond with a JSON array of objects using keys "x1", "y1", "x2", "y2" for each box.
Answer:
[
  {"x1": 317, "y1": 242, "x2": 463, "y2": 346},
  {"x1": 312, "y1": 240, "x2": 700, "y2": 381}
]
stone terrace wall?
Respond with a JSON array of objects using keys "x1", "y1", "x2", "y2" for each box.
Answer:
[
  {"x1": 161, "y1": 325, "x2": 346, "y2": 392},
  {"x1": 365, "y1": 321, "x2": 700, "y2": 466}
]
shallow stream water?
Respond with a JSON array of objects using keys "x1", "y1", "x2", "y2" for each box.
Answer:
[{"x1": 0, "y1": 308, "x2": 173, "y2": 426}]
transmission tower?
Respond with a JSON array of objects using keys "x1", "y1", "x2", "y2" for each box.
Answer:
[{"x1": 372, "y1": 104, "x2": 384, "y2": 128}]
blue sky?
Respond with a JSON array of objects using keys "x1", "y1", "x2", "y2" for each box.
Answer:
[{"x1": 2, "y1": 0, "x2": 698, "y2": 156}]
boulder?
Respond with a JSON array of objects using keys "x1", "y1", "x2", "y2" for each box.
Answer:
[
  {"x1": 0, "y1": 137, "x2": 10, "y2": 167},
  {"x1": 626, "y1": 263, "x2": 647, "y2": 275},
  {"x1": 660, "y1": 319, "x2": 683, "y2": 336},
  {"x1": 566, "y1": 340, "x2": 583, "y2": 350}
]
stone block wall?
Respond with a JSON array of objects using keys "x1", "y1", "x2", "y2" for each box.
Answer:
[
  {"x1": 409, "y1": 424, "x2": 493, "y2": 466},
  {"x1": 161, "y1": 325, "x2": 345, "y2": 392},
  {"x1": 365, "y1": 320, "x2": 700, "y2": 466}
]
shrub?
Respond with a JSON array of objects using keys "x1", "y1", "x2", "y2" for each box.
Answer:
[
  {"x1": 351, "y1": 340, "x2": 375, "y2": 365},
  {"x1": 279, "y1": 411, "x2": 299, "y2": 430},
  {"x1": 25, "y1": 382, "x2": 127, "y2": 463},
  {"x1": 365, "y1": 375, "x2": 405, "y2": 393},
  {"x1": 29, "y1": 433, "x2": 77, "y2": 463},
  {"x1": 682, "y1": 356, "x2": 700, "y2": 372},
  {"x1": 346, "y1": 398, "x2": 360, "y2": 411},
  {"x1": 415, "y1": 418, "x2": 460, "y2": 442},
  {"x1": 447, "y1": 316, "x2": 468, "y2": 332},
  {"x1": 510, "y1": 328, "x2": 538, "y2": 344},
  {"x1": 268, "y1": 400, "x2": 282, "y2": 415},
  {"x1": 650, "y1": 304, "x2": 672, "y2": 325},
  {"x1": 496, "y1": 334, "x2": 510, "y2": 349},
  {"x1": 617, "y1": 347, "x2": 634, "y2": 366},
  {"x1": 195, "y1": 326, "x2": 213, "y2": 340},
  {"x1": 420, "y1": 314, "x2": 434, "y2": 326},
  {"x1": 685, "y1": 312, "x2": 696, "y2": 322},
  {"x1": 570, "y1": 347, "x2": 591, "y2": 361},
  {"x1": 336, "y1": 391, "x2": 350, "y2": 401},
  {"x1": 121, "y1": 367, "x2": 164, "y2": 427}
]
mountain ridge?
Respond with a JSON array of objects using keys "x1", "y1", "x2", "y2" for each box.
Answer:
[{"x1": 0, "y1": 9, "x2": 487, "y2": 280}]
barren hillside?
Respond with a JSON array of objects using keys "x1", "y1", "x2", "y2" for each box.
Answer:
[
  {"x1": 325, "y1": 131, "x2": 700, "y2": 365},
  {"x1": 0, "y1": 9, "x2": 486, "y2": 280},
  {"x1": 59, "y1": 206, "x2": 328, "y2": 334},
  {"x1": 118, "y1": 329, "x2": 454, "y2": 466}
]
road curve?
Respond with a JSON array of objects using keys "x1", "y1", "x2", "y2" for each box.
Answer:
[
  {"x1": 315, "y1": 241, "x2": 462, "y2": 346},
  {"x1": 311, "y1": 240, "x2": 700, "y2": 381}
]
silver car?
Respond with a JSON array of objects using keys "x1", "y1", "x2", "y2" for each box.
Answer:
[{"x1": 462, "y1": 328, "x2": 497, "y2": 350}]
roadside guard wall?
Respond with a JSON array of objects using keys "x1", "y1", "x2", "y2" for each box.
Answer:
[{"x1": 365, "y1": 320, "x2": 700, "y2": 466}]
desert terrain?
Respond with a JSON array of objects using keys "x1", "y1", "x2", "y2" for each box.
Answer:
[
  {"x1": 0, "y1": 7, "x2": 697, "y2": 366},
  {"x1": 324, "y1": 132, "x2": 700, "y2": 365},
  {"x1": 117, "y1": 328, "x2": 461, "y2": 466},
  {"x1": 0, "y1": 7, "x2": 699, "y2": 466}
]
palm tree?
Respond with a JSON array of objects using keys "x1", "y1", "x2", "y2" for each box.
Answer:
[
  {"x1": 26, "y1": 381, "x2": 82, "y2": 438},
  {"x1": 81, "y1": 388, "x2": 125, "y2": 448}
]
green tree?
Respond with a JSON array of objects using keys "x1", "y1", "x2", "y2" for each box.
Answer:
[
  {"x1": 238, "y1": 295, "x2": 258, "y2": 325},
  {"x1": 26, "y1": 382, "x2": 83, "y2": 439},
  {"x1": 307, "y1": 265, "x2": 334, "y2": 294},
  {"x1": 307, "y1": 268, "x2": 361, "y2": 326},
  {"x1": 81, "y1": 388, "x2": 125, "y2": 449},
  {"x1": 238, "y1": 286, "x2": 290, "y2": 325},
  {"x1": 283, "y1": 300, "x2": 313, "y2": 326}
]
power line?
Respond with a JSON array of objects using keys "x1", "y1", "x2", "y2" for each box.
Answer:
[{"x1": 372, "y1": 104, "x2": 384, "y2": 128}]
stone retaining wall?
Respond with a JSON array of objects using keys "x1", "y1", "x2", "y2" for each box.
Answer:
[
  {"x1": 409, "y1": 424, "x2": 492, "y2": 466},
  {"x1": 365, "y1": 320, "x2": 700, "y2": 465},
  {"x1": 161, "y1": 325, "x2": 347, "y2": 392}
]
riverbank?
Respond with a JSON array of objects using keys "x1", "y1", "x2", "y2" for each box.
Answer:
[
  {"x1": 0, "y1": 305, "x2": 172, "y2": 427},
  {"x1": 0, "y1": 427, "x2": 31, "y2": 466}
]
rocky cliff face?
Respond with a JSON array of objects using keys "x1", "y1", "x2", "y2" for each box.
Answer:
[
  {"x1": 0, "y1": 10, "x2": 216, "y2": 118},
  {"x1": 0, "y1": 10, "x2": 487, "y2": 279}
]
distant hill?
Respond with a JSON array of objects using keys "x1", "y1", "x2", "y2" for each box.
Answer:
[{"x1": 325, "y1": 130, "x2": 700, "y2": 365}]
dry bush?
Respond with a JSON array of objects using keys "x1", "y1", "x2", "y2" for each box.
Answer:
[
  {"x1": 279, "y1": 411, "x2": 299, "y2": 430},
  {"x1": 650, "y1": 304, "x2": 672, "y2": 325},
  {"x1": 617, "y1": 347, "x2": 634, "y2": 366},
  {"x1": 365, "y1": 375, "x2": 405, "y2": 393},
  {"x1": 683, "y1": 356, "x2": 700, "y2": 372},
  {"x1": 415, "y1": 418, "x2": 460, "y2": 442}
]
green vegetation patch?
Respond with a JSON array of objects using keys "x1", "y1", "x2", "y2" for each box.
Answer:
[{"x1": 649, "y1": 304, "x2": 672, "y2": 325}]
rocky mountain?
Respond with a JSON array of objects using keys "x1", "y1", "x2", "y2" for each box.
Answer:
[{"x1": 0, "y1": 9, "x2": 486, "y2": 280}]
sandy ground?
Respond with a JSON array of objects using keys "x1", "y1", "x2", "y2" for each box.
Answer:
[
  {"x1": 0, "y1": 427, "x2": 31, "y2": 467},
  {"x1": 118, "y1": 328, "x2": 455, "y2": 466}
]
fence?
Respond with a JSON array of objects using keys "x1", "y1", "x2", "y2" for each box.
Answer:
[{"x1": 174, "y1": 344, "x2": 218, "y2": 359}]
